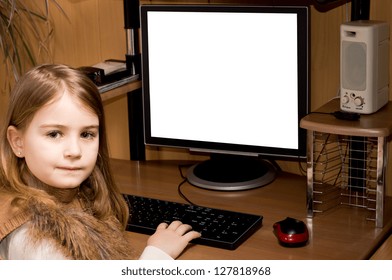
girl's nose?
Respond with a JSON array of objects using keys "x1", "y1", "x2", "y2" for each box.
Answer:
[{"x1": 64, "y1": 138, "x2": 82, "y2": 158}]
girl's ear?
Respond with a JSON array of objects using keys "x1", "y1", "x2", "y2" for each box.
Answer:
[{"x1": 7, "y1": 126, "x2": 25, "y2": 158}]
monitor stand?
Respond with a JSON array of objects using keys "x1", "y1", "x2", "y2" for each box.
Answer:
[{"x1": 186, "y1": 154, "x2": 277, "y2": 191}]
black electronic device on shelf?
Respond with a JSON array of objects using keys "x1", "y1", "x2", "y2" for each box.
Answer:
[{"x1": 78, "y1": 59, "x2": 132, "y2": 86}]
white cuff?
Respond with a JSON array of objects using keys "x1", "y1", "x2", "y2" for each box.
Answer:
[{"x1": 139, "y1": 245, "x2": 174, "y2": 260}]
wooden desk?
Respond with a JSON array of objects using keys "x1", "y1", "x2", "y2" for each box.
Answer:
[{"x1": 111, "y1": 158, "x2": 392, "y2": 260}]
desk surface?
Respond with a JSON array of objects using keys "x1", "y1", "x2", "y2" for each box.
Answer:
[{"x1": 111, "y1": 159, "x2": 392, "y2": 260}]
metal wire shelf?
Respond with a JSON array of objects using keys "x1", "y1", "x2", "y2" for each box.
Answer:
[{"x1": 309, "y1": 132, "x2": 381, "y2": 225}]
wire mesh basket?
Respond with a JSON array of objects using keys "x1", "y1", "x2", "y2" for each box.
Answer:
[{"x1": 310, "y1": 131, "x2": 380, "y2": 224}]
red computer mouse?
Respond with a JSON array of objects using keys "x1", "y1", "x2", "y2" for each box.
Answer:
[{"x1": 273, "y1": 217, "x2": 309, "y2": 247}]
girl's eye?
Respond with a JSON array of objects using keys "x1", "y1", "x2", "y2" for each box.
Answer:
[
  {"x1": 47, "y1": 131, "x2": 62, "y2": 139},
  {"x1": 81, "y1": 131, "x2": 97, "y2": 139}
]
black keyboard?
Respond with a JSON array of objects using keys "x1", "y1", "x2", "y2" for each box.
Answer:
[{"x1": 124, "y1": 195, "x2": 263, "y2": 250}]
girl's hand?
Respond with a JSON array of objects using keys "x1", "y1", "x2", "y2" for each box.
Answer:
[{"x1": 146, "y1": 220, "x2": 201, "y2": 259}]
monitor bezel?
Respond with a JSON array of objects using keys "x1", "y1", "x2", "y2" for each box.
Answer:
[{"x1": 141, "y1": 4, "x2": 310, "y2": 159}]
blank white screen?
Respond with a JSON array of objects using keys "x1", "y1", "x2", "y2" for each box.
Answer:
[{"x1": 147, "y1": 11, "x2": 299, "y2": 150}]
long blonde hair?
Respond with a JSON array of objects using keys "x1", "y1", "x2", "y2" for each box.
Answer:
[{"x1": 0, "y1": 64, "x2": 129, "y2": 227}]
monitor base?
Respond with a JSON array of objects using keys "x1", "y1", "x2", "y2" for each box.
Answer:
[{"x1": 186, "y1": 155, "x2": 277, "y2": 191}]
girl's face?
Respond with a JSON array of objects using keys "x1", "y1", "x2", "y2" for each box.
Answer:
[{"x1": 8, "y1": 91, "x2": 99, "y2": 189}]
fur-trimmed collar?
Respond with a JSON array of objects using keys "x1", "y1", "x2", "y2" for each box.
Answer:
[
  {"x1": 25, "y1": 197, "x2": 137, "y2": 259},
  {"x1": 0, "y1": 190, "x2": 137, "y2": 259}
]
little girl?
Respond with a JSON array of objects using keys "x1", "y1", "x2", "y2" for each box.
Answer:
[{"x1": 0, "y1": 64, "x2": 200, "y2": 259}]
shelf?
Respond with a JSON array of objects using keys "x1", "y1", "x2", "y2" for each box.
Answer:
[
  {"x1": 300, "y1": 98, "x2": 392, "y2": 137},
  {"x1": 300, "y1": 98, "x2": 392, "y2": 228},
  {"x1": 100, "y1": 79, "x2": 142, "y2": 103}
]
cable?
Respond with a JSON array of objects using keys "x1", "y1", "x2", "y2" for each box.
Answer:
[
  {"x1": 177, "y1": 177, "x2": 197, "y2": 205},
  {"x1": 177, "y1": 163, "x2": 192, "y2": 179},
  {"x1": 177, "y1": 164, "x2": 198, "y2": 206},
  {"x1": 308, "y1": 110, "x2": 360, "y2": 121},
  {"x1": 298, "y1": 159, "x2": 307, "y2": 176}
]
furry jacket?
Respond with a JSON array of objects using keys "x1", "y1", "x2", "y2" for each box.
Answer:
[{"x1": 0, "y1": 189, "x2": 137, "y2": 260}]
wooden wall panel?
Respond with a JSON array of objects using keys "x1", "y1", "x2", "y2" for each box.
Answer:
[
  {"x1": 1, "y1": 0, "x2": 392, "y2": 193},
  {"x1": 98, "y1": 0, "x2": 127, "y2": 60},
  {"x1": 51, "y1": 0, "x2": 126, "y2": 66},
  {"x1": 309, "y1": 5, "x2": 346, "y2": 110},
  {"x1": 51, "y1": 0, "x2": 101, "y2": 66}
]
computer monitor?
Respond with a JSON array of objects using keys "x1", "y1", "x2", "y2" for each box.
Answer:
[{"x1": 140, "y1": 4, "x2": 310, "y2": 191}]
